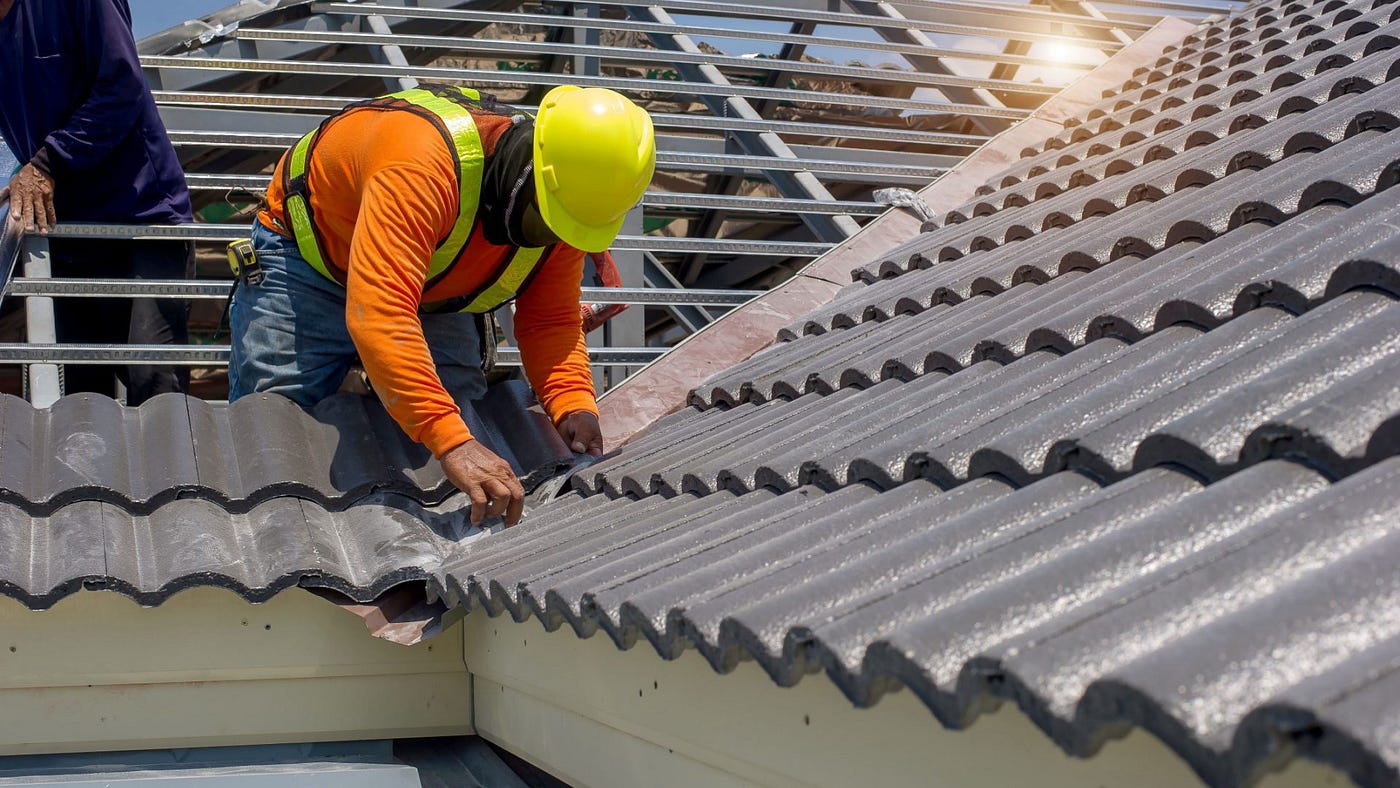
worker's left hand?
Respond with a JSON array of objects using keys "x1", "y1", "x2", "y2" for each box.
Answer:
[
  {"x1": 1, "y1": 163, "x2": 57, "y2": 235},
  {"x1": 558, "y1": 411, "x2": 604, "y2": 457}
]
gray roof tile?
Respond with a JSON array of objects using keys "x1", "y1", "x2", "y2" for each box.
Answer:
[
  {"x1": 418, "y1": 5, "x2": 1400, "y2": 779},
  {"x1": 602, "y1": 289, "x2": 1396, "y2": 499},
  {"x1": 3, "y1": 0, "x2": 1398, "y2": 782},
  {"x1": 854, "y1": 121, "x2": 1396, "y2": 283},
  {"x1": 726, "y1": 190, "x2": 1397, "y2": 411},
  {"x1": 0, "y1": 493, "x2": 484, "y2": 608},
  {"x1": 436, "y1": 459, "x2": 1400, "y2": 784},
  {"x1": 999, "y1": 11, "x2": 1398, "y2": 189},
  {"x1": 0, "y1": 380, "x2": 573, "y2": 514}
]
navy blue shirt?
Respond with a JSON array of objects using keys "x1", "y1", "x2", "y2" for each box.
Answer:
[{"x1": 0, "y1": 0, "x2": 192, "y2": 223}]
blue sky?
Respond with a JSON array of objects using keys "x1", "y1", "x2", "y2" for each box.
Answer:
[{"x1": 131, "y1": 0, "x2": 233, "y2": 39}]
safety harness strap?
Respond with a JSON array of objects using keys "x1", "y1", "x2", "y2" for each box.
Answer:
[
  {"x1": 457, "y1": 246, "x2": 547, "y2": 313},
  {"x1": 279, "y1": 85, "x2": 548, "y2": 313},
  {"x1": 394, "y1": 88, "x2": 487, "y2": 281},
  {"x1": 283, "y1": 131, "x2": 334, "y2": 282}
]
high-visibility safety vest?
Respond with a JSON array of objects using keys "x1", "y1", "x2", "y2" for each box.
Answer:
[{"x1": 282, "y1": 85, "x2": 547, "y2": 314}]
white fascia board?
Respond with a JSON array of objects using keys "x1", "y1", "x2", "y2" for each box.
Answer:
[
  {"x1": 460, "y1": 611, "x2": 1348, "y2": 788},
  {"x1": 0, "y1": 588, "x2": 472, "y2": 755}
]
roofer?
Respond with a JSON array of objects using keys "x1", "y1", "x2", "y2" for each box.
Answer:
[
  {"x1": 0, "y1": 0, "x2": 195, "y2": 404},
  {"x1": 228, "y1": 84, "x2": 655, "y2": 527}
]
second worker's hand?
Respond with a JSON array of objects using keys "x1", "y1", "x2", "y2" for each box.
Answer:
[
  {"x1": 3, "y1": 163, "x2": 56, "y2": 235},
  {"x1": 440, "y1": 439, "x2": 526, "y2": 527}
]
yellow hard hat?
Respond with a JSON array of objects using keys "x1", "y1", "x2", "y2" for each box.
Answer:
[{"x1": 533, "y1": 85, "x2": 656, "y2": 253}]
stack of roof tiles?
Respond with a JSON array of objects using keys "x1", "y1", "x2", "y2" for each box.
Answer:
[{"x1": 436, "y1": 0, "x2": 1400, "y2": 784}]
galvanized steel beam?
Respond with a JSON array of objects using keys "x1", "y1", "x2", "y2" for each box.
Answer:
[
  {"x1": 1082, "y1": 0, "x2": 1232, "y2": 12},
  {"x1": 643, "y1": 252, "x2": 717, "y2": 333},
  {"x1": 683, "y1": 20, "x2": 817, "y2": 286},
  {"x1": 1048, "y1": 0, "x2": 1136, "y2": 45},
  {"x1": 625, "y1": 5, "x2": 860, "y2": 245},
  {"x1": 178, "y1": 150, "x2": 942, "y2": 187},
  {"x1": 161, "y1": 163, "x2": 883, "y2": 214},
  {"x1": 309, "y1": 0, "x2": 1135, "y2": 43},
  {"x1": 228, "y1": 28, "x2": 1064, "y2": 96},
  {"x1": 4, "y1": 279, "x2": 761, "y2": 306},
  {"x1": 44, "y1": 224, "x2": 828, "y2": 257},
  {"x1": 362, "y1": 13, "x2": 420, "y2": 92},
  {"x1": 0, "y1": 345, "x2": 668, "y2": 366},
  {"x1": 141, "y1": 55, "x2": 1031, "y2": 119},
  {"x1": 308, "y1": 2, "x2": 1102, "y2": 69},
  {"x1": 845, "y1": 0, "x2": 1010, "y2": 137},
  {"x1": 157, "y1": 106, "x2": 990, "y2": 148},
  {"x1": 19, "y1": 238, "x2": 62, "y2": 407},
  {"x1": 620, "y1": 0, "x2": 1138, "y2": 42},
  {"x1": 0, "y1": 207, "x2": 20, "y2": 311},
  {"x1": 570, "y1": 2, "x2": 601, "y2": 77},
  {"x1": 865, "y1": 0, "x2": 1158, "y2": 27}
]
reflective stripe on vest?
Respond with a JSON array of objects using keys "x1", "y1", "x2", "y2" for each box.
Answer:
[
  {"x1": 454, "y1": 245, "x2": 545, "y2": 313},
  {"x1": 282, "y1": 86, "x2": 544, "y2": 313}
]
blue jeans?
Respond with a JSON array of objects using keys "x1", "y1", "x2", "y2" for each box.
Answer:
[{"x1": 228, "y1": 220, "x2": 487, "y2": 407}]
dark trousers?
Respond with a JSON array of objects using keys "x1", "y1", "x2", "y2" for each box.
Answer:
[{"x1": 48, "y1": 238, "x2": 193, "y2": 405}]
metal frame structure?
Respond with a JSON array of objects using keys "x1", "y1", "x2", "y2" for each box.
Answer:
[{"x1": 0, "y1": 0, "x2": 1238, "y2": 403}]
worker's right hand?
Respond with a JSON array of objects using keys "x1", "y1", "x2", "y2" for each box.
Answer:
[
  {"x1": 441, "y1": 440, "x2": 525, "y2": 527},
  {"x1": 1, "y1": 163, "x2": 57, "y2": 235}
]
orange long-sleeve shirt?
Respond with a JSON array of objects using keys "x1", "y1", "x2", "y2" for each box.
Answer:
[{"x1": 259, "y1": 106, "x2": 596, "y2": 458}]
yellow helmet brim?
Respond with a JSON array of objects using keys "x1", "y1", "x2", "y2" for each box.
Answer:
[{"x1": 534, "y1": 196, "x2": 627, "y2": 254}]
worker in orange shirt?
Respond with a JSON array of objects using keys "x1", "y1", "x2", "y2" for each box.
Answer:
[{"x1": 228, "y1": 84, "x2": 655, "y2": 527}]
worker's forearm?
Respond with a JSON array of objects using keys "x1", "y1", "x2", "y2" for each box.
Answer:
[
  {"x1": 513, "y1": 245, "x2": 596, "y2": 423},
  {"x1": 518, "y1": 326, "x2": 597, "y2": 424},
  {"x1": 350, "y1": 320, "x2": 475, "y2": 457},
  {"x1": 346, "y1": 291, "x2": 474, "y2": 457},
  {"x1": 420, "y1": 413, "x2": 475, "y2": 459}
]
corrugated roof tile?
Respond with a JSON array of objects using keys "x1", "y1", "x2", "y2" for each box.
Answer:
[
  {"x1": 3, "y1": 0, "x2": 1397, "y2": 781},
  {"x1": 419, "y1": 6, "x2": 1400, "y2": 777},
  {"x1": 0, "y1": 380, "x2": 573, "y2": 514}
]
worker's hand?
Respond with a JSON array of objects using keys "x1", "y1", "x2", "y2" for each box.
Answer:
[
  {"x1": 558, "y1": 411, "x2": 604, "y2": 457},
  {"x1": 2, "y1": 163, "x2": 56, "y2": 235},
  {"x1": 441, "y1": 440, "x2": 525, "y2": 527}
]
